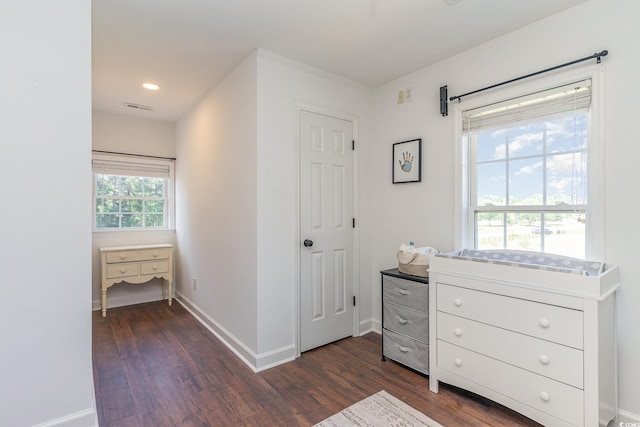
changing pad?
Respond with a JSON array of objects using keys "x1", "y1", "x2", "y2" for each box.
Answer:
[{"x1": 435, "y1": 249, "x2": 604, "y2": 276}]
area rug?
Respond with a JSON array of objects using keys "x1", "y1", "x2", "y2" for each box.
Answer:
[{"x1": 313, "y1": 390, "x2": 444, "y2": 427}]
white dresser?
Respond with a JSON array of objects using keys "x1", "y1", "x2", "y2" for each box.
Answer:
[
  {"x1": 428, "y1": 251, "x2": 620, "y2": 427},
  {"x1": 100, "y1": 244, "x2": 174, "y2": 317}
]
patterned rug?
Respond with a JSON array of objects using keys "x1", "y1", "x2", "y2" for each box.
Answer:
[{"x1": 313, "y1": 390, "x2": 444, "y2": 427}]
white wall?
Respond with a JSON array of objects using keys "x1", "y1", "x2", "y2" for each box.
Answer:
[
  {"x1": 91, "y1": 111, "x2": 176, "y2": 311},
  {"x1": 0, "y1": 1, "x2": 96, "y2": 426},
  {"x1": 175, "y1": 49, "x2": 373, "y2": 370},
  {"x1": 369, "y1": 0, "x2": 640, "y2": 419},
  {"x1": 175, "y1": 52, "x2": 260, "y2": 363},
  {"x1": 255, "y1": 51, "x2": 373, "y2": 362}
]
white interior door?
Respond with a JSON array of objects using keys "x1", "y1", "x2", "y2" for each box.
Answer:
[{"x1": 299, "y1": 110, "x2": 354, "y2": 353}]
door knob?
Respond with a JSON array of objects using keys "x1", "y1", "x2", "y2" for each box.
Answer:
[{"x1": 303, "y1": 239, "x2": 314, "y2": 247}]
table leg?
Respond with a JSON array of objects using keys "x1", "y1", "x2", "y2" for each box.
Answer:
[
  {"x1": 101, "y1": 288, "x2": 107, "y2": 318},
  {"x1": 168, "y1": 279, "x2": 173, "y2": 306}
]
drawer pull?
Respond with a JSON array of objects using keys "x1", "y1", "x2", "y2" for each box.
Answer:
[
  {"x1": 539, "y1": 354, "x2": 550, "y2": 365},
  {"x1": 396, "y1": 316, "x2": 409, "y2": 325},
  {"x1": 454, "y1": 328, "x2": 462, "y2": 337},
  {"x1": 454, "y1": 358, "x2": 462, "y2": 367},
  {"x1": 152, "y1": 265, "x2": 159, "y2": 270},
  {"x1": 540, "y1": 391, "x2": 550, "y2": 402},
  {"x1": 539, "y1": 318, "x2": 550, "y2": 328},
  {"x1": 119, "y1": 254, "x2": 126, "y2": 260},
  {"x1": 394, "y1": 287, "x2": 412, "y2": 296},
  {"x1": 120, "y1": 268, "x2": 126, "y2": 273},
  {"x1": 395, "y1": 343, "x2": 411, "y2": 353},
  {"x1": 454, "y1": 298, "x2": 462, "y2": 307},
  {"x1": 153, "y1": 252, "x2": 158, "y2": 257}
]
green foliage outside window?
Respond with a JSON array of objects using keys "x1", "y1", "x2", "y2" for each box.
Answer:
[{"x1": 95, "y1": 174, "x2": 167, "y2": 229}]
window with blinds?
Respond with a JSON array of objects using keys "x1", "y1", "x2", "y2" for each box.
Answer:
[
  {"x1": 92, "y1": 154, "x2": 174, "y2": 230},
  {"x1": 463, "y1": 80, "x2": 591, "y2": 258}
]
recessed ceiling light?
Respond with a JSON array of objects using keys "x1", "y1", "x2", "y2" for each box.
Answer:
[{"x1": 142, "y1": 82, "x2": 160, "y2": 90}]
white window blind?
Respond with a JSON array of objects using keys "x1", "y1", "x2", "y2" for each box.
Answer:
[
  {"x1": 463, "y1": 79, "x2": 591, "y2": 132},
  {"x1": 92, "y1": 158, "x2": 171, "y2": 178}
]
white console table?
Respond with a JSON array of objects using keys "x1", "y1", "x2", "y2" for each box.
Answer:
[{"x1": 100, "y1": 244, "x2": 174, "y2": 317}]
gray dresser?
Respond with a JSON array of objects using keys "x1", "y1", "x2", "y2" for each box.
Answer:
[{"x1": 381, "y1": 269, "x2": 429, "y2": 375}]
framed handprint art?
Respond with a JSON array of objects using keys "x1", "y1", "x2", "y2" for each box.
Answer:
[{"x1": 392, "y1": 138, "x2": 421, "y2": 183}]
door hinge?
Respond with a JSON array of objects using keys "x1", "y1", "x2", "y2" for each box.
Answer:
[
  {"x1": 352, "y1": 140, "x2": 355, "y2": 151},
  {"x1": 352, "y1": 218, "x2": 356, "y2": 228},
  {"x1": 353, "y1": 296, "x2": 356, "y2": 306}
]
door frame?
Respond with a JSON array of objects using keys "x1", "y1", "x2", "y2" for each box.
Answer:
[{"x1": 294, "y1": 101, "x2": 360, "y2": 358}]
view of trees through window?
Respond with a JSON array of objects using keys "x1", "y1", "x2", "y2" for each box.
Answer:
[{"x1": 95, "y1": 174, "x2": 167, "y2": 229}]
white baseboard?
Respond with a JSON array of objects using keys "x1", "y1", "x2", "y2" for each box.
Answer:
[
  {"x1": 358, "y1": 318, "x2": 381, "y2": 336},
  {"x1": 175, "y1": 292, "x2": 295, "y2": 373},
  {"x1": 32, "y1": 387, "x2": 98, "y2": 427}
]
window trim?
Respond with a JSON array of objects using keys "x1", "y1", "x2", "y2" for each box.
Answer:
[
  {"x1": 452, "y1": 65, "x2": 605, "y2": 260},
  {"x1": 92, "y1": 153, "x2": 175, "y2": 232}
]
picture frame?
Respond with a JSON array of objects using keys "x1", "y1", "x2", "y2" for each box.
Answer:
[{"x1": 392, "y1": 138, "x2": 422, "y2": 184}]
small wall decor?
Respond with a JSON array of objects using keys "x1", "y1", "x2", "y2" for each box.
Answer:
[{"x1": 393, "y1": 138, "x2": 422, "y2": 184}]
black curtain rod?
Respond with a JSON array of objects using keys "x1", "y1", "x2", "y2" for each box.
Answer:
[
  {"x1": 92, "y1": 149, "x2": 176, "y2": 161},
  {"x1": 449, "y1": 49, "x2": 608, "y2": 103}
]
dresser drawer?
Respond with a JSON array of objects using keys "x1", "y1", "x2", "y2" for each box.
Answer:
[
  {"x1": 436, "y1": 283, "x2": 583, "y2": 349},
  {"x1": 383, "y1": 329, "x2": 428, "y2": 375},
  {"x1": 436, "y1": 311, "x2": 583, "y2": 388},
  {"x1": 106, "y1": 262, "x2": 139, "y2": 279},
  {"x1": 140, "y1": 260, "x2": 169, "y2": 275},
  {"x1": 383, "y1": 275, "x2": 428, "y2": 311},
  {"x1": 383, "y1": 302, "x2": 428, "y2": 342},
  {"x1": 437, "y1": 340, "x2": 583, "y2": 425}
]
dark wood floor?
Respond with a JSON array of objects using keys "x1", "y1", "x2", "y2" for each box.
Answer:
[{"x1": 93, "y1": 301, "x2": 541, "y2": 427}]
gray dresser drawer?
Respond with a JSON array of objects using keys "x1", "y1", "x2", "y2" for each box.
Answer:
[
  {"x1": 383, "y1": 302, "x2": 428, "y2": 343},
  {"x1": 383, "y1": 329, "x2": 429, "y2": 375},
  {"x1": 382, "y1": 275, "x2": 428, "y2": 311}
]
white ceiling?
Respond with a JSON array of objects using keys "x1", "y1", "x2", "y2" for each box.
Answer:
[{"x1": 92, "y1": 0, "x2": 587, "y2": 122}]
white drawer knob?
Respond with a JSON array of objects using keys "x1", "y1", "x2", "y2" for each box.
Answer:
[
  {"x1": 539, "y1": 354, "x2": 550, "y2": 365},
  {"x1": 153, "y1": 252, "x2": 158, "y2": 257},
  {"x1": 454, "y1": 328, "x2": 462, "y2": 337},
  {"x1": 539, "y1": 318, "x2": 550, "y2": 328},
  {"x1": 397, "y1": 316, "x2": 408, "y2": 325},
  {"x1": 540, "y1": 391, "x2": 550, "y2": 402},
  {"x1": 454, "y1": 298, "x2": 462, "y2": 307},
  {"x1": 153, "y1": 265, "x2": 158, "y2": 270},
  {"x1": 454, "y1": 358, "x2": 462, "y2": 367},
  {"x1": 120, "y1": 268, "x2": 126, "y2": 273},
  {"x1": 119, "y1": 254, "x2": 126, "y2": 259}
]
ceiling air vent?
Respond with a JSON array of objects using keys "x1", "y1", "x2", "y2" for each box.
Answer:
[
  {"x1": 443, "y1": 0, "x2": 463, "y2": 5},
  {"x1": 124, "y1": 102, "x2": 153, "y2": 111}
]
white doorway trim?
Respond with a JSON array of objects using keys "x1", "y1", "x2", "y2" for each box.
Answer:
[{"x1": 293, "y1": 101, "x2": 360, "y2": 358}]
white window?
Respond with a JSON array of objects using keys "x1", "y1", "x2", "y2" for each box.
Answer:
[
  {"x1": 92, "y1": 153, "x2": 174, "y2": 231},
  {"x1": 454, "y1": 70, "x2": 604, "y2": 259}
]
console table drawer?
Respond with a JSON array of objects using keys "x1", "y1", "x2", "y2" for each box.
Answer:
[
  {"x1": 436, "y1": 283, "x2": 583, "y2": 349},
  {"x1": 138, "y1": 248, "x2": 170, "y2": 261},
  {"x1": 437, "y1": 340, "x2": 583, "y2": 425},
  {"x1": 140, "y1": 260, "x2": 169, "y2": 275},
  {"x1": 106, "y1": 262, "x2": 139, "y2": 279}
]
